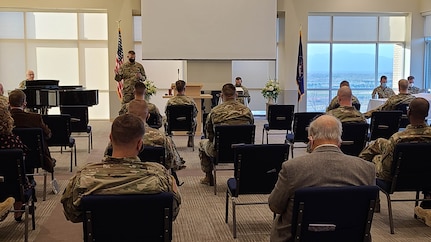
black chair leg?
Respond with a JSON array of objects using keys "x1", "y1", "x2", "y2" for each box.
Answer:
[{"x1": 171, "y1": 169, "x2": 184, "y2": 186}]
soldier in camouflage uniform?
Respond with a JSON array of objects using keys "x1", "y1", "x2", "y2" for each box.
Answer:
[
  {"x1": 407, "y1": 75, "x2": 425, "y2": 94},
  {"x1": 364, "y1": 79, "x2": 415, "y2": 118},
  {"x1": 0, "y1": 84, "x2": 8, "y2": 107},
  {"x1": 199, "y1": 83, "x2": 254, "y2": 185},
  {"x1": 360, "y1": 97, "x2": 431, "y2": 182},
  {"x1": 115, "y1": 50, "x2": 146, "y2": 107},
  {"x1": 326, "y1": 80, "x2": 361, "y2": 112},
  {"x1": 235, "y1": 77, "x2": 251, "y2": 105},
  {"x1": 128, "y1": 99, "x2": 186, "y2": 171},
  {"x1": 61, "y1": 114, "x2": 181, "y2": 223},
  {"x1": 327, "y1": 86, "x2": 366, "y2": 123},
  {"x1": 165, "y1": 80, "x2": 198, "y2": 147},
  {"x1": 119, "y1": 82, "x2": 163, "y2": 129},
  {"x1": 371, "y1": 75, "x2": 395, "y2": 99},
  {"x1": 18, "y1": 70, "x2": 35, "y2": 89}
]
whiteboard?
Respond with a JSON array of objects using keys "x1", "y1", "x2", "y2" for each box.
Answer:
[{"x1": 141, "y1": 0, "x2": 277, "y2": 60}]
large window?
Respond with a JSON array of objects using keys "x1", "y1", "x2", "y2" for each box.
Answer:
[
  {"x1": 307, "y1": 15, "x2": 406, "y2": 112},
  {"x1": 0, "y1": 11, "x2": 109, "y2": 119}
]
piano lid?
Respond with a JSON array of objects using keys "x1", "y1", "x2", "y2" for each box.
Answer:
[{"x1": 25, "y1": 80, "x2": 59, "y2": 89}]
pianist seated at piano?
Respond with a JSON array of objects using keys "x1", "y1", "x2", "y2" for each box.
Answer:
[
  {"x1": 18, "y1": 70, "x2": 35, "y2": 89},
  {"x1": 8, "y1": 89, "x2": 56, "y2": 173}
]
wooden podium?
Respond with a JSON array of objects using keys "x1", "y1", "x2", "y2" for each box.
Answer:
[{"x1": 163, "y1": 83, "x2": 212, "y2": 135}]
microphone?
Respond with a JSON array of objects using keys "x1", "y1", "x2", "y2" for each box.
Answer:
[{"x1": 177, "y1": 69, "x2": 180, "y2": 80}]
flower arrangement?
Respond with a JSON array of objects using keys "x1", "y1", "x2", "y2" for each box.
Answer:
[
  {"x1": 261, "y1": 79, "x2": 281, "y2": 102},
  {"x1": 143, "y1": 79, "x2": 157, "y2": 100}
]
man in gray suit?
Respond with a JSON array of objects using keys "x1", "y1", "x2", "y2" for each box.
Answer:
[{"x1": 268, "y1": 114, "x2": 376, "y2": 242}]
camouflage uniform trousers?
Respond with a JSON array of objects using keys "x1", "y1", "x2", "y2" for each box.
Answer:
[
  {"x1": 358, "y1": 138, "x2": 387, "y2": 176},
  {"x1": 199, "y1": 139, "x2": 216, "y2": 173}
]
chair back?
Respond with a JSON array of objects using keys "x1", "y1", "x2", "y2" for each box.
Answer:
[
  {"x1": 81, "y1": 193, "x2": 173, "y2": 242},
  {"x1": 369, "y1": 111, "x2": 402, "y2": 141},
  {"x1": 292, "y1": 186, "x2": 379, "y2": 242},
  {"x1": 395, "y1": 103, "x2": 410, "y2": 128},
  {"x1": 42, "y1": 114, "x2": 73, "y2": 147},
  {"x1": 139, "y1": 146, "x2": 166, "y2": 166},
  {"x1": 210, "y1": 90, "x2": 221, "y2": 108},
  {"x1": 291, "y1": 112, "x2": 324, "y2": 142},
  {"x1": 0, "y1": 149, "x2": 25, "y2": 202},
  {"x1": 266, "y1": 105, "x2": 294, "y2": 131},
  {"x1": 60, "y1": 106, "x2": 89, "y2": 132},
  {"x1": 340, "y1": 122, "x2": 369, "y2": 156},
  {"x1": 390, "y1": 142, "x2": 431, "y2": 193},
  {"x1": 353, "y1": 102, "x2": 361, "y2": 111},
  {"x1": 232, "y1": 144, "x2": 289, "y2": 195},
  {"x1": 214, "y1": 124, "x2": 255, "y2": 164},
  {"x1": 147, "y1": 113, "x2": 161, "y2": 129},
  {"x1": 165, "y1": 105, "x2": 194, "y2": 134},
  {"x1": 13, "y1": 128, "x2": 44, "y2": 171}
]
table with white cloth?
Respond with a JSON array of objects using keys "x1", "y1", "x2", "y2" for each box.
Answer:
[{"x1": 366, "y1": 93, "x2": 431, "y2": 119}]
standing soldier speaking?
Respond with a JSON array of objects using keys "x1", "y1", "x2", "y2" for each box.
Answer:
[{"x1": 115, "y1": 50, "x2": 146, "y2": 115}]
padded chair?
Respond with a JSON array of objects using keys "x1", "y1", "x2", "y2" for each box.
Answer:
[
  {"x1": 353, "y1": 102, "x2": 361, "y2": 111},
  {"x1": 0, "y1": 149, "x2": 36, "y2": 242},
  {"x1": 210, "y1": 90, "x2": 221, "y2": 108},
  {"x1": 285, "y1": 112, "x2": 324, "y2": 158},
  {"x1": 395, "y1": 103, "x2": 410, "y2": 128},
  {"x1": 165, "y1": 105, "x2": 195, "y2": 151},
  {"x1": 60, "y1": 106, "x2": 92, "y2": 153},
  {"x1": 42, "y1": 114, "x2": 77, "y2": 172},
  {"x1": 377, "y1": 141, "x2": 431, "y2": 234},
  {"x1": 147, "y1": 112, "x2": 161, "y2": 129},
  {"x1": 81, "y1": 193, "x2": 173, "y2": 242},
  {"x1": 262, "y1": 104, "x2": 294, "y2": 144},
  {"x1": 368, "y1": 111, "x2": 402, "y2": 141},
  {"x1": 213, "y1": 124, "x2": 255, "y2": 195},
  {"x1": 292, "y1": 186, "x2": 379, "y2": 242},
  {"x1": 13, "y1": 128, "x2": 48, "y2": 201},
  {"x1": 225, "y1": 143, "x2": 289, "y2": 238},
  {"x1": 340, "y1": 122, "x2": 369, "y2": 156}
]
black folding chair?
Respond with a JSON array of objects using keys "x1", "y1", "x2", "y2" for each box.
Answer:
[
  {"x1": 60, "y1": 106, "x2": 92, "y2": 153},
  {"x1": 165, "y1": 105, "x2": 195, "y2": 151},
  {"x1": 225, "y1": 143, "x2": 289, "y2": 238},
  {"x1": 213, "y1": 124, "x2": 255, "y2": 195},
  {"x1": 262, "y1": 104, "x2": 294, "y2": 144},
  {"x1": 368, "y1": 111, "x2": 402, "y2": 141},
  {"x1": 0, "y1": 149, "x2": 36, "y2": 242},
  {"x1": 340, "y1": 122, "x2": 369, "y2": 156},
  {"x1": 292, "y1": 186, "x2": 379, "y2": 242},
  {"x1": 81, "y1": 193, "x2": 173, "y2": 242}
]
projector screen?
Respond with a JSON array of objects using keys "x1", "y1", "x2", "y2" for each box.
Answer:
[{"x1": 141, "y1": 0, "x2": 277, "y2": 60}]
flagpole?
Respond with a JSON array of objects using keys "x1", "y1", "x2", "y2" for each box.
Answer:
[{"x1": 296, "y1": 25, "x2": 304, "y2": 113}]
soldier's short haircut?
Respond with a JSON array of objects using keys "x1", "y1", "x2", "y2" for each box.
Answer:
[
  {"x1": 111, "y1": 114, "x2": 145, "y2": 146},
  {"x1": 398, "y1": 79, "x2": 409, "y2": 91},
  {"x1": 175, "y1": 80, "x2": 186, "y2": 92},
  {"x1": 408, "y1": 75, "x2": 415, "y2": 81},
  {"x1": 339, "y1": 80, "x2": 350, "y2": 87},
  {"x1": 128, "y1": 99, "x2": 149, "y2": 122},
  {"x1": 222, "y1": 83, "x2": 236, "y2": 98},
  {"x1": 128, "y1": 50, "x2": 136, "y2": 55},
  {"x1": 235, "y1": 77, "x2": 242, "y2": 81},
  {"x1": 380, "y1": 75, "x2": 387, "y2": 81},
  {"x1": 409, "y1": 97, "x2": 429, "y2": 119},
  {"x1": 134, "y1": 81, "x2": 146, "y2": 96},
  {"x1": 9, "y1": 89, "x2": 26, "y2": 107}
]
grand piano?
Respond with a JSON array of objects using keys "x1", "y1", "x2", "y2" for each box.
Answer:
[{"x1": 24, "y1": 80, "x2": 99, "y2": 114}]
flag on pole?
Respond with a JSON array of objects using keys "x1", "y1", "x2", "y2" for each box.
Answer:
[
  {"x1": 296, "y1": 30, "x2": 305, "y2": 102},
  {"x1": 115, "y1": 27, "x2": 124, "y2": 100}
]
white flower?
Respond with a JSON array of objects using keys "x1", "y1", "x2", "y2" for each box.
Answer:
[
  {"x1": 261, "y1": 79, "x2": 281, "y2": 100},
  {"x1": 143, "y1": 79, "x2": 157, "y2": 99}
]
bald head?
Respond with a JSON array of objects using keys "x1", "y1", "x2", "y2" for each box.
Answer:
[
  {"x1": 398, "y1": 79, "x2": 409, "y2": 93},
  {"x1": 337, "y1": 86, "x2": 353, "y2": 106},
  {"x1": 127, "y1": 99, "x2": 149, "y2": 122},
  {"x1": 408, "y1": 97, "x2": 429, "y2": 121},
  {"x1": 308, "y1": 114, "x2": 342, "y2": 150}
]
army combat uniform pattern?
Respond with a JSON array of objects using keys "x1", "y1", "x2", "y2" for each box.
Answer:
[
  {"x1": 199, "y1": 100, "x2": 254, "y2": 173},
  {"x1": 326, "y1": 95, "x2": 361, "y2": 112},
  {"x1": 115, "y1": 61, "x2": 146, "y2": 105},
  {"x1": 371, "y1": 86, "x2": 396, "y2": 99},
  {"x1": 326, "y1": 106, "x2": 366, "y2": 123},
  {"x1": 165, "y1": 95, "x2": 198, "y2": 133},
  {"x1": 364, "y1": 93, "x2": 415, "y2": 118},
  {"x1": 61, "y1": 156, "x2": 181, "y2": 223},
  {"x1": 359, "y1": 123, "x2": 431, "y2": 182}
]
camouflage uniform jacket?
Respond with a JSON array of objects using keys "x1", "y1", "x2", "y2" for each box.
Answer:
[
  {"x1": 371, "y1": 86, "x2": 395, "y2": 99},
  {"x1": 364, "y1": 93, "x2": 415, "y2": 118},
  {"x1": 408, "y1": 86, "x2": 421, "y2": 94},
  {"x1": 359, "y1": 122, "x2": 431, "y2": 182},
  {"x1": 165, "y1": 95, "x2": 198, "y2": 118},
  {"x1": 326, "y1": 106, "x2": 366, "y2": 123},
  {"x1": 237, "y1": 85, "x2": 251, "y2": 105},
  {"x1": 205, "y1": 100, "x2": 254, "y2": 142},
  {"x1": 61, "y1": 156, "x2": 181, "y2": 223},
  {"x1": 19, "y1": 80, "x2": 29, "y2": 89},
  {"x1": 148, "y1": 102, "x2": 163, "y2": 129},
  {"x1": 143, "y1": 123, "x2": 183, "y2": 170},
  {"x1": 326, "y1": 95, "x2": 360, "y2": 112},
  {"x1": 0, "y1": 95, "x2": 8, "y2": 107},
  {"x1": 115, "y1": 61, "x2": 146, "y2": 104}
]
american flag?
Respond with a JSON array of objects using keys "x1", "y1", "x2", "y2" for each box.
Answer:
[{"x1": 115, "y1": 27, "x2": 124, "y2": 100}]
